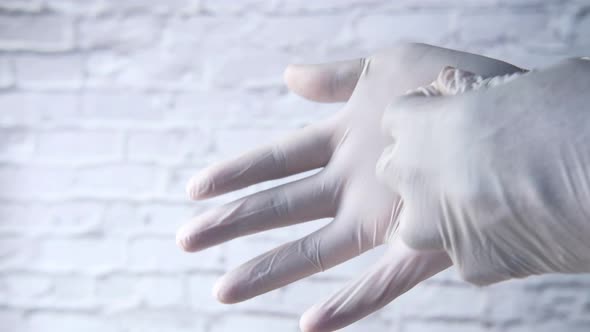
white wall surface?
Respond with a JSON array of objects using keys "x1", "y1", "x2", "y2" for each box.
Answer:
[{"x1": 1, "y1": 0, "x2": 590, "y2": 331}]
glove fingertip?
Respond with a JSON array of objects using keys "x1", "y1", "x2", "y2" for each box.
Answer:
[
  {"x1": 175, "y1": 226, "x2": 199, "y2": 253},
  {"x1": 300, "y1": 305, "x2": 336, "y2": 332},
  {"x1": 186, "y1": 173, "x2": 213, "y2": 200},
  {"x1": 299, "y1": 307, "x2": 321, "y2": 332},
  {"x1": 212, "y1": 276, "x2": 241, "y2": 304}
]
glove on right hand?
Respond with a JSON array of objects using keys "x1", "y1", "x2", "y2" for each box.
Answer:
[{"x1": 378, "y1": 59, "x2": 590, "y2": 285}]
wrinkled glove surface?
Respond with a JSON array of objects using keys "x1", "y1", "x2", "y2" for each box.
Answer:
[
  {"x1": 379, "y1": 58, "x2": 590, "y2": 287},
  {"x1": 177, "y1": 43, "x2": 521, "y2": 331}
]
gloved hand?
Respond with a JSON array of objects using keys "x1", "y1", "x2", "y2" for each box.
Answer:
[
  {"x1": 176, "y1": 43, "x2": 521, "y2": 331},
  {"x1": 378, "y1": 58, "x2": 590, "y2": 287}
]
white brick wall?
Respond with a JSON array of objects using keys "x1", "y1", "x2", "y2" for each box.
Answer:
[{"x1": 1, "y1": 1, "x2": 590, "y2": 331}]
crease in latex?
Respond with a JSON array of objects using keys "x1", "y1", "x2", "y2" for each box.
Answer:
[
  {"x1": 234, "y1": 241, "x2": 323, "y2": 298},
  {"x1": 196, "y1": 143, "x2": 291, "y2": 197},
  {"x1": 332, "y1": 127, "x2": 351, "y2": 156},
  {"x1": 183, "y1": 197, "x2": 286, "y2": 245},
  {"x1": 381, "y1": 67, "x2": 531, "y2": 274},
  {"x1": 405, "y1": 67, "x2": 529, "y2": 97},
  {"x1": 311, "y1": 242, "x2": 450, "y2": 326},
  {"x1": 183, "y1": 178, "x2": 333, "y2": 249},
  {"x1": 384, "y1": 198, "x2": 403, "y2": 244}
]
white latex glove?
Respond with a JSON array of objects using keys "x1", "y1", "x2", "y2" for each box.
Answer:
[
  {"x1": 176, "y1": 43, "x2": 521, "y2": 331},
  {"x1": 378, "y1": 58, "x2": 590, "y2": 287}
]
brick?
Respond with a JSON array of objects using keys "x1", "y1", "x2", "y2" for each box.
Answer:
[
  {"x1": 13, "y1": 275, "x2": 96, "y2": 310},
  {"x1": 95, "y1": 274, "x2": 140, "y2": 310},
  {"x1": 209, "y1": 314, "x2": 299, "y2": 332},
  {"x1": 36, "y1": 237, "x2": 126, "y2": 273},
  {"x1": 214, "y1": 128, "x2": 289, "y2": 157},
  {"x1": 14, "y1": 54, "x2": 84, "y2": 89},
  {"x1": 73, "y1": 165, "x2": 162, "y2": 197},
  {"x1": 0, "y1": 202, "x2": 102, "y2": 235},
  {"x1": 163, "y1": 17, "x2": 250, "y2": 50},
  {"x1": 525, "y1": 273, "x2": 590, "y2": 289},
  {"x1": 102, "y1": 0, "x2": 198, "y2": 15},
  {"x1": 0, "y1": 235, "x2": 36, "y2": 270},
  {"x1": 341, "y1": 317, "x2": 391, "y2": 332},
  {"x1": 136, "y1": 275, "x2": 185, "y2": 308},
  {"x1": 402, "y1": 321, "x2": 486, "y2": 332},
  {"x1": 106, "y1": 309, "x2": 205, "y2": 332},
  {"x1": 573, "y1": 7, "x2": 590, "y2": 47},
  {"x1": 80, "y1": 91, "x2": 165, "y2": 123},
  {"x1": 475, "y1": 44, "x2": 568, "y2": 69},
  {"x1": 0, "y1": 56, "x2": 14, "y2": 88},
  {"x1": 0, "y1": 203, "x2": 30, "y2": 233},
  {"x1": 44, "y1": 0, "x2": 105, "y2": 15},
  {"x1": 0, "y1": 93, "x2": 42, "y2": 125},
  {"x1": 37, "y1": 130, "x2": 123, "y2": 163},
  {"x1": 505, "y1": 321, "x2": 590, "y2": 332},
  {"x1": 261, "y1": 94, "x2": 340, "y2": 129},
  {"x1": 0, "y1": 309, "x2": 26, "y2": 332},
  {"x1": 0, "y1": 92, "x2": 78, "y2": 126},
  {"x1": 78, "y1": 15, "x2": 160, "y2": 51},
  {"x1": 276, "y1": 0, "x2": 388, "y2": 13},
  {"x1": 355, "y1": 12, "x2": 454, "y2": 49},
  {"x1": 86, "y1": 51, "x2": 127, "y2": 78},
  {"x1": 0, "y1": 0, "x2": 42, "y2": 12},
  {"x1": 162, "y1": 166, "x2": 205, "y2": 201},
  {"x1": 126, "y1": 130, "x2": 209, "y2": 164},
  {"x1": 100, "y1": 203, "x2": 146, "y2": 234},
  {"x1": 127, "y1": 236, "x2": 222, "y2": 272},
  {"x1": 27, "y1": 313, "x2": 120, "y2": 332},
  {"x1": 458, "y1": 11, "x2": 550, "y2": 44},
  {"x1": 0, "y1": 14, "x2": 72, "y2": 51},
  {"x1": 170, "y1": 91, "x2": 253, "y2": 129},
  {"x1": 187, "y1": 273, "x2": 226, "y2": 312},
  {"x1": 249, "y1": 16, "x2": 352, "y2": 50},
  {"x1": 0, "y1": 273, "x2": 52, "y2": 304},
  {"x1": 0, "y1": 127, "x2": 35, "y2": 161},
  {"x1": 86, "y1": 47, "x2": 203, "y2": 88},
  {"x1": 206, "y1": 49, "x2": 288, "y2": 88},
  {"x1": 0, "y1": 165, "x2": 75, "y2": 199},
  {"x1": 137, "y1": 203, "x2": 200, "y2": 234},
  {"x1": 47, "y1": 275, "x2": 95, "y2": 308},
  {"x1": 484, "y1": 280, "x2": 534, "y2": 324},
  {"x1": 102, "y1": 202, "x2": 198, "y2": 235},
  {"x1": 201, "y1": 0, "x2": 275, "y2": 14},
  {"x1": 531, "y1": 288, "x2": 590, "y2": 322}
]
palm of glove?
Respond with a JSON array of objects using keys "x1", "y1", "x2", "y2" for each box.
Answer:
[{"x1": 177, "y1": 43, "x2": 521, "y2": 331}]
